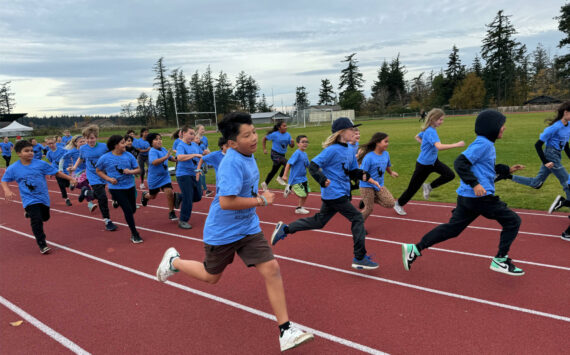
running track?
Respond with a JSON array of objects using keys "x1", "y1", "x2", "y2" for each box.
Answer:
[{"x1": 1, "y1": 177, "x2": 569, "y2": 354}]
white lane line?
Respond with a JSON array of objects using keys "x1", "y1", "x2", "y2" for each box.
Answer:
[
  {"x1": 0, "y1": 295, "x2": 91, "y2": 355},
  {"x1": 0, "y1": 225, "x2": 387, "y2": 355}
]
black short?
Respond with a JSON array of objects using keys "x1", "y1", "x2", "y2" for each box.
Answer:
[{"x1": 149, "y1": 183, "x2": 173, "y2": 196}]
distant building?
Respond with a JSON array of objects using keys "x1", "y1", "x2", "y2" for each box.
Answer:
[
  {"x1": 523, "y1": 95, "x2": 562, "y2": 105},
  {"x1": 250, "y1": 111, "x2": 291, "y2": 125}
]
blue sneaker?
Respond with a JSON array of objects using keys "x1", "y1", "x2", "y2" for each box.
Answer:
[
  {"x1": 351, "y1": 255, "x2": 379, "y2": 270},
  {"x1": 402, "y1": 243, "x2": 421, "y2": 271},
  {"x1": 490, "y1": 256, "x2": 524, "y2": 276},
  {"x1": 105, "y1": 220, "x2": 118, "y2": 231},
  {"x1": 271, "y1": 221, "x2": 288, "y2": 245}
]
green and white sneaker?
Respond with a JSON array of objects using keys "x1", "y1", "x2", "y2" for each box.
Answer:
[
  {"x1": 490, "y1": 256, "x2": 524, "y2": 276},
  {"x1": 156, "y1": 247, "x2": 180, "y2": 282},
  {"x1": 402, "y1": 243, "x2": 421, "y2": 271}
]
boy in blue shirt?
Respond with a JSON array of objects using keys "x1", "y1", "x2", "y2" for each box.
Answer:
[
  {"x1": 402, "y1": 110, "x2": 526, "y2": 276},
  {"x1": 45, "y1": 137, "x2": 72, "y2": 206},
  {"x1": 156, "y1": 112, "x2": 314, "y2": 352},
  {"x1": 195, "y1": 136, "x2": 228, "y2": 198},
  {"x1": 133, "y1": 128, "x2": 151, "y2": 189},
  {"x1": 282, "y1": 135, "x2": 311, "y2": 214},
  {"x1": 30, "y1": 138, "x2": 44, "y2": 160},
  {"x1": 2, "y1": 140, "x2": 76, "y2": 253},
  {"x1": 1, "y1": 136, "x2": 14, "y2": 166}
]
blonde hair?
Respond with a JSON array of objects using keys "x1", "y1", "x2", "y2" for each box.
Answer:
[
  {"x1": 322, "y1": 131, "x2": 343, "y2": 148},
  {"x1": 65, "y1": 135, "x2": 82, "y2": 150},
  {"x1": 421, "y1": 108, "x2": 445, "y2": 131},
  {"x1": 82, "y1": 124, "x2": 99, "y2": 138}
]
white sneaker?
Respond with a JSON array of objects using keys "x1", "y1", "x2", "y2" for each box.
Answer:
[
  {"x1": 139, "y1": 183, "x2": 145, "y2": 189},
  {"x1": 156, "y1": 247, "x2": 180, "y2": 282},
  {"x1": 283, "y1": 184, "x2": 291, "y2": 198},
  {"x1": 261, "y1": 181, "x2": 268, "y2": 191},
  {"x1": 394, "y1": 202, "x2": 407, "y2": 215},
  {"x1": 276, "y1": 176, "x2": 287, "y2": 186},
  {"x1": 422, "y1": 183, "x2": 432, "y2": 200},
  {"x1": 280, "y1": 326, "x2": 314, "y2": 351},
  {"x1": 295, "y1": 207, "x2": 310, "y2": 214}
]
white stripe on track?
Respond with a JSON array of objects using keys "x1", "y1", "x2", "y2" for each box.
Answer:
[
  {"x1": 0, "y1": 225, "x2": 387, "y2": 355},
  {"x1": 0, "y1": 295, "x2": 91, "y2": 355}
]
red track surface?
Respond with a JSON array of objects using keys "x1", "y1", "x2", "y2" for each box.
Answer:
[{"x1": 1, "y1": 177, "x2": 569, "y2": 354}]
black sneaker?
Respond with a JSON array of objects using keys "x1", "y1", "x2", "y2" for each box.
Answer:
[
  {"x1": 174, "y1": 192, "x2": 182, "y2": 209},
  {"x1": 105, "y1": 220, "x2": 118, "y2": 231},
  {"x1": 402, "y1": 244, "x2": 421, "y2": 271},
  {"x1": 131, "y1": 234, "x2": 144, "y2": 244},
  {"x1": 548, "y1": 195, "x2": 565, "y2": 214},
  {"x1": 358, "y1": 200, "x2": 365, "y2": 209},
  {"x1": 78, "y1": 186, "x2": 87, "y2": 202},
  {"x1": 141, "y1": 192, "x2": 149, "y2": 207},
  {"x1": 40, "y1": 245, "x2": 51, "y2": 254},
  {"x1": 562, "y1": 232, "x2": 570, "y2": 242},
  {"x1": 168, "y1": 211, "x2": 178, "y2": 220},
  {"x1": 65, "y1": 198, "x2": 72, "y2": 206},
  {"x1": 69, "y1": 184, "x2": 75, "y2": 191},
  {"x1": 24, "y1": 212, "x2": 29, "y2": 218},
  {"x1": 112, "y1": 200, "x2": 119, "y2": 208}
]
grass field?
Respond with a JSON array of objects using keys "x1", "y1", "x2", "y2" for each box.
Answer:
[{"x1": 2, "y1": 111, "x2": 566, "y2": 211}]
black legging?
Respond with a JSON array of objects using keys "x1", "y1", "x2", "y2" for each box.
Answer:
[
  {"x1": 25, "y1": 203, "x2": 50, "y2": 248},
  {"x1": 2, "y1": 155, "x2": 10, "y2": 166},
  {"x1": 56, "y1": 176, "x2": 69, "y2": 199},
  {"x1": 92, "y1": 183, "x2": 110, "y2": 219},
  {"x1": 397, "y1": 159, "x2": 455, "y2": 206},
  {"x1": 109, "y1": 187, "x2": 139, "y2": 236},
  {"x1": 264, "y1": 150, "x2": 287, "y2": 184}
]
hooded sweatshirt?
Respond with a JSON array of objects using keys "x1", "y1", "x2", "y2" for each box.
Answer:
[{"x1": 454, "y1": 110, "x2": 506, "y2": 197}]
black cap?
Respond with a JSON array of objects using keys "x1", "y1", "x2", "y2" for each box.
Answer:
[{"x1": 331, "y1": 117, "x2": 361, "y2": 133}]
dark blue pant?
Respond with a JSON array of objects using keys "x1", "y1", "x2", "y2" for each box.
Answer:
[
  {"x1": 178, "y1": 175, "x2": 196, "y2": 223},
  {"x1": 416, "y1": 195, "x2": 521, "y2": 257}
]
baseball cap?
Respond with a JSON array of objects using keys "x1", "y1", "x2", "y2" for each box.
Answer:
[{"x1": 331, "y1": 117, "x2": 361, "y2": 133}]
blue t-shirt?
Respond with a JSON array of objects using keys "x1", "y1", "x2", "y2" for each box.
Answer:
[
  {"x1": 46, "y1": 147, "x2": 66, "y2": 171},
  {"x1": 287, "y1": 149, "x2": 309, "y2": 185},
  {"x1": 417, "y1": 127, "x2": 440, "y2": 165},
  {"x1": 360, "y1": 150, "x2": 391, "y2": 190},
  {"x1": 200, "y1": 136, "x2": 208, "y2": 150},
  {"x1": 148, "y1": 147, "x2": 172, "y2": 189},
  {"x1": 0, "y1": 142, "x2": 13, "y2": 156},
  {"x1": 95, "y1": 151, "x2": 138, "y2": 190},
  {"x1": 312, "y1": 143, "x2": 358, "y2": 200},
  {"x1": 349, "y1": 142, "x2": 359, "y2": 154},
  {"x1": 456, "y1": 136, "x2": 496, "y2": 198},
  {"x1": 61, "y1": 135, "x2": 72, "y2": 145},
  {"x1": 79, "y1": 143, "x2": 109, "y2": 185},
  {"x1": 539, "y1": 120, "x2": 570, "y2": 150},
  {"x1": 202, "y1": 150, "x2": 225, "y2": 172},
  {"x1": 203, "y1": 148, "x2": 261, "y2": 245},
  {"x1": 172, "y1": 138, "x2": 183, "y2": 152},
  {"x1": 176, "y1": 141, "x2": 200, "y2": 177},
  {"x1": 62, "y1": 148, "x2": 84, "y2": 175},
  {"x1": 56, "y1": 142, "x2": 66, "y2": 149},
  {"x1": 266, "y1": 131, "x2": 292, "y2": 154},
  {"x1": 2, "y1": 160, "x2": 58, "y2": 208},
  {"x1": 32, "y1": 144, "x2": 43, "y2": 159},
  {"x1": 134, "y1": 137, "x2": 150, "y2": 157}
]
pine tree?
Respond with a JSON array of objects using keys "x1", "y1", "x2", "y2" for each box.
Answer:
[
  {"x1": 554, "y1": 3, "x2": 570, "y2": 79},
  {"x1": 338, "y1": 53, "x2": 365, "y2": 110},
  {"x1": 188, "y1": 70, "x2": 202, "y2": 113},
  {"x1": 371, "y1": 60, "x2": 390, "y2": 103},
  {"x1": 388, "y1": 55, "x2": 407, "y2": 105},
  {"x1": 318, "y1": 79, "x2": 335, "y2": 105},
  {"x1": 531, "y1": 43, "x2": 551, "y2": 76},
  {"x1": 295, "y1": 86, "x2": 310, "y2": 110},
  {"x1": 152, "y1": 58, "x2": 170, "y2": 123},
  {"x1": 472, "y1": 55, "x2": 483, "y2": 77},
  {"x1": 234, "y1": 71, "x2": 249, "y2": 111},
  {"x1": 200, "y1": 66, "x2": 215, "y2": 117},
  {"x1": 215, "y1": 71, "x2": 234, "y2": 115},
  {"x1": 0, "y1": 81, "x2": 15, "y2": 114},
  {"x1": 444, "y1": 45, "x2": 466, "y2": 103},
  {"x1": 245, "y1": 75, "x2": 259, "y2": 113},
  {"x1": 257, "y1": 94, "x2": 272, "y2": 112}
]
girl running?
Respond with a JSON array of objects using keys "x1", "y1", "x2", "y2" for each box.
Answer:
[
  {"x1": 394, "y1": 108, "x2": 465, "y2": 215},
  {"x1": 64, "y1": 136, "x2": 98, "y2": 212},
  {"x1": 175, "y1": 126, "x2": 203, "y2": 230},
  {"x1": 96, "y1": 135, "x2": 142, "y2": 243},
  {"x1": 271, "y1": 117, "x2": 380, "y2": 270},
  {"x1": 357, "y1": 132, "x2": 399, "y2": 221},
  {"x1": 282, "y1": 135, "x2": 311, "y2": 214},
  {"x1": 262, "y1": 120, "x2": 294, "y2": 190},
  {"x1": 194, "y1": 133, "x2": 209, "y2": 197}
]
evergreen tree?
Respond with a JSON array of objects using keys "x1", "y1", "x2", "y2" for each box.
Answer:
[
  {"x1": 371, "y1": 61, "x2": 390, "y2": 109},
  {"x1": 295, "y1": 86, "x2": 310, "y2": 110},
  {"x1": 215, "y1": 71, "x2": 234, "y2": 114},
  {"x1": 338, "y1": 53, "x2": 365, "y2": 111},
  {"x1": 472, "y1": 55, "x2": 483, "y2": 77},
  {"x1": 318, "y1": 79, "x2": 335, "y2": 105},
  {"x1": 200, "y1": 66, "x2": 215, "y2": 116},
  {"x1": 234, "y1": 71, "x2": 249, "y2": 111},
  {"x1": 388, "y1": 54, "x2": 407, "y2": 105},
  {"x1": 152, "y1": 57, "x2": 170, "y2": 123},
  {"x1": 444, "y1": 45, "x2": 466, "y2": 103},
  {"x1": 429, "y1": 73, "x2": 448, "y2": 107},
  {"x1": 531, "y1": 43, "x2": 551, "y2": 76},
  {"x1": 188, "y1": 70, "x2": 202, "y2": 113},
  {"x1": 257, "y1": 94, "x2": 272, "y2": 112},
  {"x1": 481, "y1": 10, "x2": 522, "y2": 105},
  {"x1": 245, "y1": 75, "x2": 259, "y2": 113},
  {"x1": 0, "y1": 81, "x2": 15, "y2": 114},
  {"x1": 554, "y1": 3, "x2": 570, "y2": 79}
]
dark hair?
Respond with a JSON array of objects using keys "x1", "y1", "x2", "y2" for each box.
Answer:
[
  {"x1": 180, "y1": 125, "x2": 192, "y2": 135},
  {"x1": 146, "y1": 132, "x2": 161, "y2": 146},
  {"x1": 218, "y1": 136, "x2": 228, "y2": 148},
  {"x1": 172, "y1": 128, "x2": 181, "y2": 139},
  {"x1": 546, "y1": 101, "x2": 570, "y2": 126},
  {"x1": 124, "y1": 135, "x2": 133, "y2": 143},
  {"x1": 106, "y1": 135, "x2": 124, "y2": 151},
  {"x1": 140, "y1": 128, "x2": 149, "y2": 136},
  {"x1": 15, "y1": 140, "x2": 33, "y2": 153},
  {"x1": 267, "y1": 119, "x2": 286, "y2": 135},
  {"x1": 126, "y1": 129, "x2": 135, "y2": 136},
  {"x1": 357, "y1": 132, "x2": 389, "y2": 164},
  {"x1": 218, "y1": 112, "x2": 252, "y2": 141},
  {"x1": 296, "y1": 135, "x2": 307, "y2": 143}
]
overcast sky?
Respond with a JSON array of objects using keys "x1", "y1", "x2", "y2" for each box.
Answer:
[{"x1": 1, "y1": 0, "x2": 566, "y2": 116}]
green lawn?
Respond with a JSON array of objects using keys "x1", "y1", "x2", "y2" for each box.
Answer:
[{"x1": 2, "y1": 112, "x2": 566, "y2": 211}]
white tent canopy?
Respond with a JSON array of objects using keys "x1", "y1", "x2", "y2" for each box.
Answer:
[{"x1": 0, "y1": 121, "x2": 33, "y2": 137}]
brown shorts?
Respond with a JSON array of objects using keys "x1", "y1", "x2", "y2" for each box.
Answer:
[{"x1": 203, "y1": 232, "x2": 275, "y2": 275}]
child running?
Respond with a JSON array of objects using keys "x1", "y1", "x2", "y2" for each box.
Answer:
[
  {"x1": 96, "y1": 135, "x2": 143, "y2": 243},
  {"x1": 31, "y1": 138, "x2": 43, "y2": 160},
  {"x1": 1, "y1": 140, "x2": 76, "y2": 253},
  {"x1": 394, "y1": 108, "x2": 465, "y2": 215},
  {"x1": 140, "y1": 133, "x2": 181, "y2": 221},
  {"x1": 357, "y1": 132, "x2": 399, "y2": 221},
  {"x1": 72, "y1": 124, "x2": 118, "y2": 231},
  {"x1": 155, "y1": 112, "x2": 313, "y2": 352},
  {"x1": 508, "y1": 101, "x2": 570, "y2": 200},
  {"x1": 401, "y1": 110, "x2": 526, "y2": 276},
  {"x1": 272, "y1": 117, "x2": 380, "y2": 270},
  {"x1": 349, "y1": 127, "x2": 360, "y2": 156},
  {"x1": 133, "y1": 128, "x2": 151, "y2": 189},
  {"x1": 174, "y1": 126, "x2": 202, "y2": 230},
  {"x1": 262, "y1": 119, "x2": 294, "y2": 190},
  {"x1": 195, "y1": 136, "x2": 228, "y2": 195},
  {"x1": 63, "y1": 135, "x2": 98, "y2": 212},
  {"x1": 45, "y1": 137, "x2": 72, "y2": 206},
  {"x1": 1, "y1": 136, "x2": 14, "y2": 166},
  {"x1": 194, "y1": 133, "x2": 209, "y2": 197},
  {"x1": 282, "y1": 135, "x2": 311, "y2": 214}
]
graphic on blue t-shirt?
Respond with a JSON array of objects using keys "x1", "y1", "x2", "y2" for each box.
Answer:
[
  {"x1": 266, "y1": 131, "x2": 292, "y2": 154},
  {"x1": 287, "y1": 149, "x2": 309, "y2": 185},
  {"x1": 312, "y1": 143, "x2": 357, "y2": 200},
  {"x1": 79, "y1": 143, "x2": 109, "y2": 185},
  {"x1": 32, "y1": 144, "x2": 43, "y2": 159},
  {"x1": 203, "y1": 148, "x2": 261, "y2": 245},
  {"x1": 456, "y1": 136, "x2": 496, "y2": 197},
  {"x1": 95, "y1": 151, "x2": 138, "y2": 189},
  {"x1": 1, "y1": 160, "x2": 58, "y2": 207},
  {"x1": 539, "y1": 120, "x2": 570, "y2": 150},
  {"x1": 360, "y1": 150, "x2": 391, "y2": 190}
]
